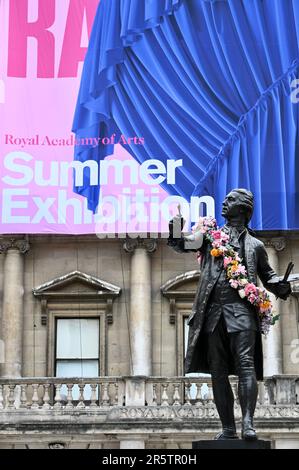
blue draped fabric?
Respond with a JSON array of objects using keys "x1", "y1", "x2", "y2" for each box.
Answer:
[{"x1": 73, "y1": 0, "x2": 299, "y2": 230}]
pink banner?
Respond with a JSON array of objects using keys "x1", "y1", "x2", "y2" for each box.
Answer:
[{"x1": 0, "y1": 0, "x2": 212, "y2": 235}]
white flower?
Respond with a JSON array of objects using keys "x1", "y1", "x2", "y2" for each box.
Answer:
[{"x1": 239, "y1": 289, "x2": 246, "y2": 299}]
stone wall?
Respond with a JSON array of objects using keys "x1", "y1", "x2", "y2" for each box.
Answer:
[
  {"x1": 0, "y1": 233, "x2": 298, "y2": 449},
  {"x1": 0, "y1": 234, "x2": 298, "y2": 378}
]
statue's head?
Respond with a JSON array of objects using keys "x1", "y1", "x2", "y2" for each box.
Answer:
[{"x1": 221, "y1": 189, "x2": 254, "y2": 224}]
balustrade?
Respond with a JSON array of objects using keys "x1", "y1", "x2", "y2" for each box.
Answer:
[{"x1": 0, "y1": 376, "x2": 297, "y2": 411}]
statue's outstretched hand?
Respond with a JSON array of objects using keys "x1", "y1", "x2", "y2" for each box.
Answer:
[{"x1": 275, "y1": 280, "x2": 291, "y2": 300}]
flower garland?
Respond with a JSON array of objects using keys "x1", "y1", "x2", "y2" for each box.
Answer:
[{"x1": 192, "y1": 216, "x2": 278, "y2": 335}]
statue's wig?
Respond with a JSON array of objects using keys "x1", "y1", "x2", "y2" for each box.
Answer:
[{"x1": 231, "y1": 188, "x2": 254, "y2": 224}]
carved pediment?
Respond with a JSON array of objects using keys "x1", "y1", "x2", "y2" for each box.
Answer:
[
  {"x1": 161, "y1": 270, "x2": 200, "y2": 324},
  {"x1": 33, "y1": 270, "x2": 121, "y2": 299},
  {"x1": 161, "y1": 270, "x2": 200, "y2": 299},
  {"x1": 33, "y1": 271, "x2": 121, "y2": 325}
]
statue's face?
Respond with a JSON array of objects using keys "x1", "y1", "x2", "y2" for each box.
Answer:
[{"x1": 221, "y1": 191, "x2": 243, "y2": 219}]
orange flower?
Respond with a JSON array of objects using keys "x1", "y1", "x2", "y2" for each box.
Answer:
[
  {"x1": 259, "y1": 300, "x2": 272, "y2": 311},
  {"x1": 231, "y1": 264, "x2": 239, "y2": 272},
  {"x1": 211, "y1": 248, "x2": 221, "y2": 257}
]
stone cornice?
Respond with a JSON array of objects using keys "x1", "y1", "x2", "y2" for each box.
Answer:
[{"x1": 0, "y1": 405, "x2": 298, "y2": 425}]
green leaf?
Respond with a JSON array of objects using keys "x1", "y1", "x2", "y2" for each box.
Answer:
[{"x1": 271, "y1": 314, "x2": 280, "y2": 325}]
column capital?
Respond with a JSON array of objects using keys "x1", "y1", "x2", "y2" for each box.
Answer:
[
  {"x1": 0, "y1": 237, "x2": 30, "y2": 255},
  {"x1": 123, "y1": 237, "x2": 157, "y2": 254},
  {"x1": 264, "y1": 237, "x2": 286, "y2": 252}
]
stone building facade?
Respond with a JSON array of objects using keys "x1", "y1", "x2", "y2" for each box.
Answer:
[{"x1": 0, "y1": 234, "x2": 298, "y2": 449}]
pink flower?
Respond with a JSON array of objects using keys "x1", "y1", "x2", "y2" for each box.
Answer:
[
  {"x1": 193, "y1": 216, "x2": 217, "y2": 234},
  {"x1": 212, "y1": 240, "x2": 222, "y2": 248},
  {"x1": 224, "y1": 257, "x2": 233, "y2": 268},
  {"x1": 195, "y1": 215, "x2": 276, "y2": 335},
  {"x1": 235, "y1": 265, "x2": 247, "y2": 276},
  {"x1": 220, "y1": 232, "x2": 230, "y2": 242},
  {"x1": 229, "y1": 279, "x2": 239, "y2": 289},
  {"x1": 244, "y1": 283, "x2": 258, "y2": 296},
  {"x1": 211, "y1": 230, "x2": 222, "y2": 240},
  {"x1": 203, "y1": 217, "x2": 217, "y2": 230},
  {"x1": 248, "y1": 293, "x2": 257, "y2": 304}
]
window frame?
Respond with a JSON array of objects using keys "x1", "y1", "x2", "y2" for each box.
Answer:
[
  {"x1": 54, "y1": 317, "x2": 101, "y2": 379},
  {"x1": 47, "y1": 306, "x2": 107, "y2": 377},
  {"x1": 176, "y1": 307, "x2": 191, "y2": 376}
]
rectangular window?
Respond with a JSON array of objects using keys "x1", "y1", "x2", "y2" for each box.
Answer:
[{"x1": 55, "y1": 318, "x2": 100, "y2": 400}]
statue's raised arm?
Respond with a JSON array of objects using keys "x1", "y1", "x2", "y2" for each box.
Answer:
[{"x1": 168, "y1": 205, "x2": 204, "y2": 253}]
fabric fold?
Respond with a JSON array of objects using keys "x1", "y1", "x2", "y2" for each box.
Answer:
[
  {"x1": 73, "y1": 0, "x2": 183, "y2": 130},
  {"x1": 193, "y1": 59, "x2": 299, "y2": 198},
  {"x1": 73, "y1": 0, "x2": 299, "y2": 229}
]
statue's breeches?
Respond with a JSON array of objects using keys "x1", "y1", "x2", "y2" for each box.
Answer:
[{"x1": 206, "y1": 315, "x2": 258, "y2": 430}]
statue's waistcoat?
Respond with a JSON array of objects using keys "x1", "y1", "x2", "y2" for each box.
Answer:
[{"x1": 185, "y1": 230, "x2": 265, "y2": 379}]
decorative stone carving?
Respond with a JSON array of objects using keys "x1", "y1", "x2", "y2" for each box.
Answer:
[
  {"x1": 0, "y1": 237, "x2": 30, "y2": 254},
  {"x1": 41, "y1": 299, "x2": 48, "y2": 326},
  {"x1": 106, "y1": 298, "x2": 113, "y2": 325},
  {"x1": 123, "y1": 238, "x2": 157, "y2": 254},
  {"x1": 264, "y1": 238, "x2": 286, "y2": 252},
  {"x1": 33, "y1": 270, "x2": 121, "y2": 325},
  {"x1": 169, "y1": 298, "x2": 176, "y2": 325},
  {"x1": 33, "y1": 270, "x2": 121, "y2": 297}
]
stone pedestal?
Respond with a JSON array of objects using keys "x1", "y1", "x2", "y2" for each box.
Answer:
[
  {"x1": 124, "y1": 239, "x2": 156, "y2": 376},
  {"x1": 193, "y1": 440, "x2": 272, "y2": 449},
  {"x1": 0, "y1": 238, "x2": 29, "y2": 377}
]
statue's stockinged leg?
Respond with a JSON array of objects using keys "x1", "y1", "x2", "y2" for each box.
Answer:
[
  {"x1": 231, "y1": 330, "x2": 258, "y2": 441},
  {"x1": 211, "y1": 374, "x2": 238, "y2": 439},
  {"x1": 207, "y1": 319, "x2": 238, "y2": 440}
]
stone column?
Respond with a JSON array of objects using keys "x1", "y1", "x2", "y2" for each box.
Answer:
[
  {"x1": 262, "y1": 238, "x2": 285, "y2": 377},
  {"x1": 124, "y1": 238, "x2": 156, "y2": 376},
  {"x1": 0, "y1": 238, "x2": 29, "y2": 377}
]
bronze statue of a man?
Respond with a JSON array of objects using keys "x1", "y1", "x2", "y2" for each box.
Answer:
[{"x1": 168, "y1": 189, "x2": 291, "y2": 440}]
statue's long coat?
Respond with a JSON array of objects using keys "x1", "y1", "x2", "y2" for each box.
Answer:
[{"x1": 169, "y1": 229, "x2": 279, "y2": 381}]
